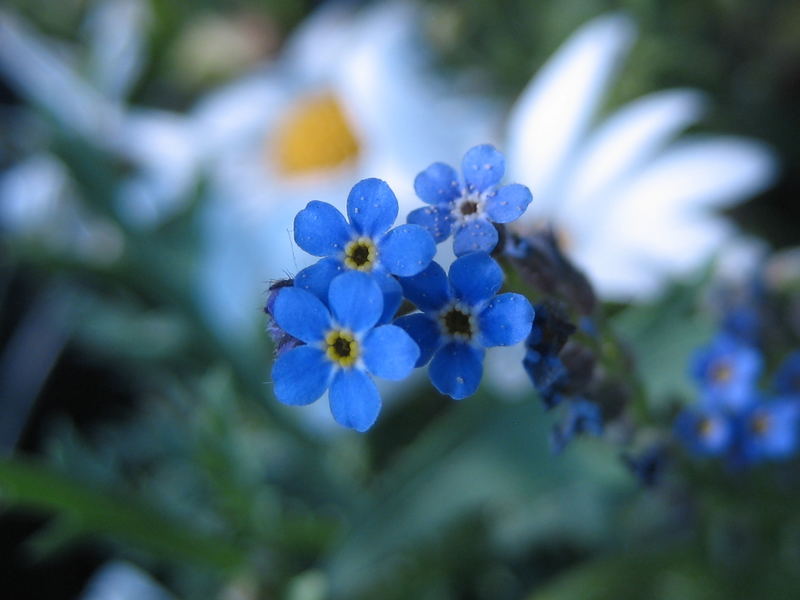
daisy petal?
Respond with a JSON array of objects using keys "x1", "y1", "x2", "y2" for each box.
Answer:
[
  {"x1": 329, "y1": 369, "x2": 381, "y2": 432},
  {"x1": 506, "y1": 15, "x2": 635, "y2": 203},
  {"x1": 363, "y1": 324, "x2": 420, "y2": 380},
  {"x1": 347, "y1": 178, "x2": 398, "y2": 238},
  {"x1": 461, "y1": 144, "x2": 505, "y2": 192},
  {"x1": 397, "y1": 261, "x2": 451, "y2": 312},
  {"x1": 395, "y1": 313, "x2": 441, "y2": 367},
  {"x1": 449, "y1": 252, "x2": 503, "y2": 306},
  {"x1": 485, "y1": 183, "x2": 532, "y2": 223},
  {"x1": 274, "y1": 287, "x2": 331, "y2": 343},
  {"x1": 379, "y1": 224, "x2": 436, "y2": 276},
  {"x1": 478, "y1": 293, "x2": 534, "y2": 347},
  {"x1": 414, "y1": 162, "x2": 461, "y2": 205},
  {"x1": 452, "y1": 219, "x2": 499, "y2": 256},
  {"x1": 294, "y1": 201, "x2": 352, "y2": 257},
  {"x1": 328, "y1": 271, "x2": 383, "y2": 333},
  {"x1": 429, "y1": 342, "x2": 484, "y2": 400},
  {"x1": 293, "y1": 258, "x2": 344, "y2": 303},
  {"x1": 272, "y1": 346, "x2": 332, "y2": 406},
  {"x1": 407, "y1": 205, "x2": 453, "y2": 243}
]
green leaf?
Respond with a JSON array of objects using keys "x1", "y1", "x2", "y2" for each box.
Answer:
[{"x1": 0, "y1": 457, "x2": 245, "y2": 573}]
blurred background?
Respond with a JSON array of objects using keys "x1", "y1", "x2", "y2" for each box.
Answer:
[{"x1": 1, "y1": 0, "x2": 799, "y2": 598}]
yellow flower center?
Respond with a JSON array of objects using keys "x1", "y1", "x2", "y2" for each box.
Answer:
[
  {"x1": 751, "y1": 414, "x2": 771, "y2": 436},
  {"x1": 711, "y1": 361, "x2": 733, "y2": 383},
  {"x1": 439, "y1": 303, "x2": 475, "y2": 341},
  {"x1": 272, "y1": 93, "x2": 360, "y2": 175},
  {"x1": 325, "y1": 329, "x2": 359, "y2": 368},
  {"x1": 344, "y1": 237, "x2": 378, "y2": 272},
  {"x1": 696, "y1": 417, "x2": 716, "y2": 438}
]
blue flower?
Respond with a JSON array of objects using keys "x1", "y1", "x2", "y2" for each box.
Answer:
[
  {"x1": 264, "y1": 279, "x2": 302, "y2": 356},
  {"x1": 395, "y1": 252, "x2": 534, "y2": 399},
  {"x1": 690, "y1": 334, "x2": 762, "y2": 410},
  {"x1": 292, "y1": 178, "x2": 436, "y2": 323},
  {"x1": 775, "y1": 351, "x2": 800, "y2": 397},
  {"x1": 734, "y1": 399, "x2": 800, "y2": 464},
  {"x1": 270, "y1": 271, "x2": 419, "y2": 432},
  {"x1": 674, "y1": 408, "x2": 732, "y2": 457},
  {"x1": 551, "y1": 399, "x2": 603, "y2": 454},
  {"x1": 408, "y1": 144, "x2": 532, "y2": 256},
  {"x1": 523, "y1": 303, "x2": 577, "y2": 408}
]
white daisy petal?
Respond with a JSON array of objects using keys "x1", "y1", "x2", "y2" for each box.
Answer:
[
  {"x1": 560, "y1": 88, "x2": 707, "y2": 221},
  {"x1": 84, "y1": 0, "x2": 150, "y2": 100},
  {"x1": 506, "y1": 13, "x2": 636, "y2": 210}
]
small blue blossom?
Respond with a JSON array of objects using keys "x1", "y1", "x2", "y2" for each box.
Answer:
[
  {"x1": 690, "y1": 334, "x2": 762, "y2": 410},
  {"x1": 523, "y1": 303, "x2": 576, "y2": 408},
  {"x1": 551, "y1": 399, "x2": 603, "y2": 454},
  {"x1": 734, "y1": 399, "x2": 800, "y2": 464},
  {"x1": 394, "y1": 252, "x2": 534, "y2": 399},
  {"x1": 292, "y1": 178, "x2": 436, "y2": 323},
  {"x1": 408, "y1": 144, "x2": 533, "y2": 256},
  {"x1": 775, "y1": 351, "x2": 800, "y2": 397},
  {"x1": 673, "y1": 408, "x2": 732, "y2": 457},
  {"x1": 270, "y1": 271, "x2": 419, "y2": 432}
]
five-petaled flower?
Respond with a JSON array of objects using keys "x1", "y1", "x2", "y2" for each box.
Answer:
[
  {"x1": 408, "y1": 144, "x2": 532, "y2": 256},
  {"x1": 673, "y1": 408, "x2": 733, "y2": 457},
  {"x1": 690, "y1": 334, "x2": 762, "y2": 410},
  {"x1": 271, "y1": 271, "x2": 419, "y2": 431},
  {"x1": 292, "y1": 178, "x2": 436, "y2": 322},
  {"x1": 395, "y1": 252, "x2": 534, "y2": 399}
]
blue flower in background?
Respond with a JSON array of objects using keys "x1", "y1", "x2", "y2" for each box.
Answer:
[
  {"x1": 408, "y1": 144, "x2": 532, "y2": 256},
  {"x1": 395, "y1": 252, "x2": 534, "y2": 399},
  {"x1": 292, "y1": 178, "x2": 436, "y2": 323},
  {"x1": 523, "y1": 303, "x2": 577, "y2": 409},
  {"x1": 264, "y1": 278, "x2": 302, "y2": 356},
  {"x1": 690, "y1": 334, "x2": 762, "y2": 410},
  {"x1": 674, "y1": 408, "x2": 732, "y2": 457},
  {"x1": 734, "y1": 399, "x2": 800, "y2": 464},
  {"x1": 775, "y1": 351, "x2": 800, "y2": 397},
  {"x1": 551, "y1": 399, "x2": 603, "y2": 454},
  {"x1": 271, "y1": 271, "x2": 419, "y2": 431}
]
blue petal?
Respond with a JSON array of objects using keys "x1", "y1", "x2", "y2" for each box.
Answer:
[
  {"x1": 449, "y1": 252, "x2": 503, "y2": 307},
  {"x1": 294, "y1": 201, "x2": 353, "y2": 257},
  {"x1": 414, "y1": 162, "x2": 461, "y2": 205},
  {"x1": 479, "y1": 293, "x2": 534, "y2": 347},
  {"x1": 293, "y1": 257, "x2": 344, "y2": 303},
  {"x1": 407, "y1": 205, "x2": 453, "y2": 243},
  {"x1": 374, "y1": 270, "x2": 403, "y2": 324},
  {"x1": 484, "y1": 183, "x2": 532, "y2": 224},
  {"x1": 272, "y1": 346, "x2": 332, "y2": 406},
  {"x1": 347, "y1": 178, "x2": 398, "y2": 238},
  {"x1": 397, "y1": 261, "x2": 451, "y2": 312},
  {"x1": 461, "y1": 144, "x2": 505, "y2": 192},
  {"x1": 329, "y1": 369, "x2": 381, "y2": 432},
  {"x1": 453, "y1": 219, "x2": 499, "y2": 256},
  {"x1": 363, "y1": 324, "x2": 420, "y2": 380},
  {"x1": 429, "y1": 342, "x2": 484, "y2": 400},
  {"x1": 274, "y1": 287, "x2": 331, "y2": 343},
  {"x1": 328, "y1": 271, "x2": 383, "y2": 333},
  {"x1": 394, "y1": 313, "x2": 442, "y2": 367},
  {"x1": 378, "y1": 224, "x2": 436, "y2": 277}
]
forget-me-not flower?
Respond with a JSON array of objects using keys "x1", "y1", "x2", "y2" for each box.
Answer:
[
  {"x1": 292, "y1": 178, "x2": 436, "y2": 323},
  {"x1": 408, "y1": 144, "x2": 533, "y2": 256},
  {"x1": 271, "y1": 271, "x2": 419, "y2": 432},
  {"x1": 674, "y1": 408, "x2": 733, "y2": 457},
  {"x1": 395, "y1": 252, "x2": 534, "y2": 399},
  {"x1": 690, "y1": 334, "x2": 762, "y2": 411},
  {"x1": 735, "y1": 399, "x2": 800, "y2": 464},
  {"x1": 775, "y1": 351, "x2": 800, "y2": 397}
]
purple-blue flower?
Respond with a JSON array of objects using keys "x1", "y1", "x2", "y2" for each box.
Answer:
[
  {"x1": 408, "y1": 144, "x2": 533, "y2": 256},
  {"x1": 734, "y1": 399, "x2": 800, "y2": 464},
  {"x1": 292, "y1": 178, "x2": 436, "y2": 323},
  {"x1": 270, "y1": 271, "x2": 419, "y2": 432},
  {"x1": 551, "y1": 399, "x2": 603, "y2": 454},
  {"x1": 394, "y1": 252, "x2": 534, "y2": 399},
  {"x1": 674, "y1": 408, "x2": 732, "y2": 457},
  {"x1": 690, "y1": 334, "x2": 762, "y2": 410}
]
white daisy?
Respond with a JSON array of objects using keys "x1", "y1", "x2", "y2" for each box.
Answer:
[
  {"x1": 192, "y1": 1, "x2": 495, "y2": 339},
  {"x1": 505, "y1": 13, "x2": 778, "y2": 300}
]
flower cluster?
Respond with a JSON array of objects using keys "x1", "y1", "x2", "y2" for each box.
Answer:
[
  {"x1": 675, "y1": 318, "x2": 800, "y2": 467},
  {"x1": 266, "y1": 145, "x2": 535, "y2": 431}
]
